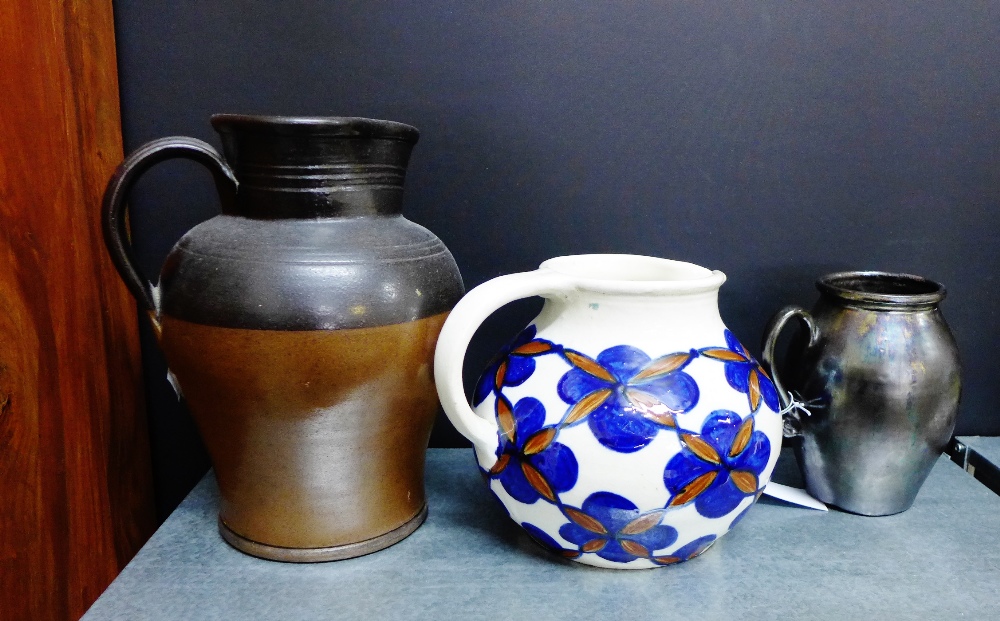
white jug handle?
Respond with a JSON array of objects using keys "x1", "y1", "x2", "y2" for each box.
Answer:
[{"x1": 434, "y1": 268, "x2": 572, "y2": 467}]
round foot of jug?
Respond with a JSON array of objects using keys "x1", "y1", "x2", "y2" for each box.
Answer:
[{"x1": 218, "y1": 504, "x2": 428, "y2": 563}]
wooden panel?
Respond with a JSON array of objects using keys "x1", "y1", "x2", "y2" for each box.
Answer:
[{"x1": 0, "y1": 0, "x2": 156, "y2": 619}]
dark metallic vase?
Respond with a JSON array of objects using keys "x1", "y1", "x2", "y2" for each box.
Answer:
[
  {"x1": 762, "y1": 272, "x2": 960, "y2": 516},
  {"x1": 102, "y1": 115, "x2": 464, "y2": 561}
]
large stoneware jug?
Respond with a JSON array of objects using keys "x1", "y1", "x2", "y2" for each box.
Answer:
[
  {"x1": 434, "y1": 255, "x2": 782, "y2": 569},
  {"x1": 102, "y1": 115, "x2": 464, "y2": 561}
]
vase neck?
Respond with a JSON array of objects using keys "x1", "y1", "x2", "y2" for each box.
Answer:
[
  {"x1": 816, "y1": 271, "x2": 945, "y2": 312},
  {"x1": 211, "y1": 115, "x2": 419, "y2": 219}
]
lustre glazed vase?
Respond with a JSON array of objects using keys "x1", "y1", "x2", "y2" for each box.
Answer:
[
  {"x1": 434, "y1": 255, "x2": 782, "y2": 569},
  {"x1": 762, "y1": 271, "x2": 960, "y2": 516},
  {"x1": 102, "y1": 115, "x2": 464, "y2": 562}
]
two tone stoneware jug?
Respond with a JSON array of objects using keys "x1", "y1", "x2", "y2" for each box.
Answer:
[
  {"x1": 103, "y1": 115, "x2": 463, "y2": 561},
  {"x1": 434, "y1": 255, "x2": 782, "y2": 569}
]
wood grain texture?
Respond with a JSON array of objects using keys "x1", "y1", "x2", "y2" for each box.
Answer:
[{"x1": 0, "y1": 1, "x2": 155, "y2": 619}]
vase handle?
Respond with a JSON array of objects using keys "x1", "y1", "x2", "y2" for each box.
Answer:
[
  {"x1": 102, "y1": 137, "x2": 238, "y2": 328},
  {"x1": 434, "y1": 268, "x2": 572, "y2": 467},
  {"x1": 761, "y1": 305, "x2": 820, "y2": 438}
]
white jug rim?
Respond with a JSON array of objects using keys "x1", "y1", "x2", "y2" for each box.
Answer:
[{"x1": 538, "y1": 254, "x2": 726, "y2": 295}]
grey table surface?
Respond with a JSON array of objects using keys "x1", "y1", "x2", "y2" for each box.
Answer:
[
  {"x1": 960, "y1": 436, "x2": 1000, "y2": 468},
  {"x1": 84, "y1": 448, "x2": 1000, "y2": 621}
]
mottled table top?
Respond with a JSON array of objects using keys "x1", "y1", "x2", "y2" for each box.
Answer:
[{"x1": 84, "y1": 448, "x2": 1000, "y2": 620}]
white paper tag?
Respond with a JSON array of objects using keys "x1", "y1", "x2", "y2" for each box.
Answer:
[{"x1": 762, "y1": 481, "x2": 828, "y2": 511}]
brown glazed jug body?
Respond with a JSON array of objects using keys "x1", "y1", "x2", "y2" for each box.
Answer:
[{"x1": 102, "y1": 115, "x2": 464, "y2": 561}]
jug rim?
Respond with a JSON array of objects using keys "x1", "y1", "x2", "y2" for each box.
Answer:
[
  {"x1": 210, "y1": 114, "x2": 419, "y2": 142},
  {"x1": 816, "y1": 271, "x2": 946, "y2": 309},
  {"x1": 538, "y1": 254, "x2": 726, "y2": 295}
]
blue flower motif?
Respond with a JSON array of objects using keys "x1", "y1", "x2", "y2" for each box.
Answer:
[
  {"x1": 650, "y1": 535, "x2": 717, "y2": 565},
  {"x1": 487, "y1": 396, "x2": 578, "y2": 504},
  {"x1": 700, "y1": 330, "x2": 779, "y2": 413},
  {"x1": 473, "y1": 325, "x2": 556, "y2": 406},
  {"x1": 556, "y1": 345, "x2": 699, "y2": 453},
  {"x1": 521, "y1": 522, "x2": 580, "y2": 559},
  {"x1": 728, "y1": 501, "x2": 758, "y2": 531},
  {"x1": 559, "y1": 492, "x2": 678, "y2": 563},
  {"x1": 664, "y1": 410, "x2": 771, "y2": 519}
]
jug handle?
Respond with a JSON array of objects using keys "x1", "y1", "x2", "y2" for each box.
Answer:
[
  {"x1": 761, "y1": 306, "x2": 820, "y2": 437},
  {"x1": 434, "y1": 268, "x2": 572, "y2": 467},
  {"x1": 102, "y1": 137, "x2": 238, "y2": 329}
]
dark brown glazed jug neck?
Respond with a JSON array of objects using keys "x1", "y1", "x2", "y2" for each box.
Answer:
[
  {"x1": 816, "y1": 271, "x2": 946, "y2": 311},
  {"x1": 211, "y1": 114, "x2": 419, "y2": 219}
]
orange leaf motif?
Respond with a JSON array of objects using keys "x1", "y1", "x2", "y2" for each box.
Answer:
[
  {"x1": 563, "y1": 351, "x2": 615, "y2": 382},
  {"x1": 748, "y1": 369, "x2": 762, "y2": 411},
  {"x1": 512, "y1": 341, "x2": 553, "y2": 355},
  {"x1": 681, "y1": 434, "x2": 721, "y2": 465},
  {"x1": 620, "y1": 509, "x2": 667, "y2": 535},
  {"x1": 497, "y1": 397, "x2": 516, "y2": 444},
  {"x1": 563, "y1": 388, "x2": 613, "y2": 425},
  {"x1": 488, "y1": 453, "x2": 510, "y2": 475},
  {"x1": 581, "y1": 539, "x2": 607, "y2": 553},
  {"x1": 730, "y1": 470, "x2": 759, "y2": 494},
  {"x1": 619, "y1": 539, "x2": 650, "y2": 558},
  {"x1": 564, "y1": 507, "x2": 608, "y2": 535},
  {"x1": 626, "y1": 388, "x2": 677, "y2": 427},
  {"x1": 729, "y1": 417, "x2": 754, "y2": 458},
  {"x1": 700, "y1": 348, "x2": 748, "y2": 362},
  {"x1": 642, "y1": 410, "x2": 677, "y2": 427},
  {"x1": 652, "y1": 555, "x2": 682, "y2": 565},
  {"x1": 521, "y1": 462, "x2": 557, "y2": 502},
  {"x1": 690, "y1": 542, "x2": 713, "y2": 559},
  {"x1": 494, "y1": 360, "x2": 507, "y2": 390},
  {"x1": 522, "y1": 428, "x2": 556, "y2": 456},
  {"x1": 670, "y1": 470, "x2": 718, "y2": 506},
  {"x1": 630, "y1": 352, "x2": 691, "y2": 382}
]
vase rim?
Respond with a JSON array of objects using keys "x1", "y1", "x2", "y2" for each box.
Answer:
[
  {"x1": 210, "y1": 114, "x2": 419, "y2": 142},
  {"x1": 816, "y1": 271, "x2": 946, "y2": 308},
  {"x1": 539, "y1": 254, "x2": 726, "y2": 295}
]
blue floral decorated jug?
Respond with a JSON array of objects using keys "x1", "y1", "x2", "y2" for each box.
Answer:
[{"x1": 434, "y1": 254, "x2": 782, "y2": 569}]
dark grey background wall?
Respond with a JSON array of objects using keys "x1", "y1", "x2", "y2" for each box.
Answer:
[{"x1": 113, "y1": 1, "x2": 1000, "y2": 519}]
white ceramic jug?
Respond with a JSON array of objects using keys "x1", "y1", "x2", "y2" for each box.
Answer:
[{"x1": 434, "y1": 255, "x2": 783, "y2": 569}]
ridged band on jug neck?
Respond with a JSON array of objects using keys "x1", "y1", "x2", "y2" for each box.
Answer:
[
  {"x1": 211, "y1": 114, "x2": 419, "y2": 219},
  {"x1": 816, "y1": 271, "x2": 946, "y2": 311}
]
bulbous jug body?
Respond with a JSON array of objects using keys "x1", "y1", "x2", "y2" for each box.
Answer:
[{"x1": 435, "y1": 255, "x2": 782, "y2": 569}]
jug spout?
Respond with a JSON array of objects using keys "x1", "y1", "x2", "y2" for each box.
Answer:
[
  {"x1": 537, "y1": 254, "x2": 726, "y2": 295},
  {"x1": 211, "y1": 114, "x2": 420, "y2": 219},
  {"x1": 533, "y1": 255, "x2": 728, "y2": 329}
]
